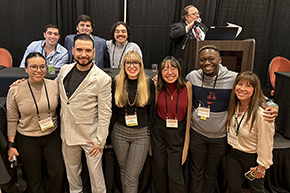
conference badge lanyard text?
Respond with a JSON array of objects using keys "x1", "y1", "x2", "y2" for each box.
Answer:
[
  {"x1": 165, "y1": 88, "x2": 179, "y2": 128},
  {"x1": 198, "y1": 73, "x2": 218, "y2": 120},
  {"x1": 125, "y1": 108, "x2": 138, "y2": 127},
  {"x1": 227, "y1": 109, "x2": 247, "y2": 147},
  {"x1": 27, "y1": 80, "x2": 54, "y2": 131}
]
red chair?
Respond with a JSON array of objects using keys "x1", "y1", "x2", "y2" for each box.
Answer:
[
  {"x1": 269, "y1": 56, "x2": 290, "y2": 96},
  {"x1": 0, "y1": 48, "x2": 13, "y2": 68}
]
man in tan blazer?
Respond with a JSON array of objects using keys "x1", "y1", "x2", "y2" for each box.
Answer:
[{"x1": 57, "y1": 34, "x2": 112, "y2": 193}]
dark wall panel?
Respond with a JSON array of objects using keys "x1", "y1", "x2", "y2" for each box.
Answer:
[
  {"x1": 0, "y1": 0, "x2": 58, "y2": 67},
  {"x1": 217, "y1": 0, "x2": 290, "y2": 86},
  {"x1": 0, "y1": 0, "x2": 290, "y2": 87}
]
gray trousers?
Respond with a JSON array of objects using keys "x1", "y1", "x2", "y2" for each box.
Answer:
[{"x1": 111, "y1": 123, "x2": 150, "y2": 193}]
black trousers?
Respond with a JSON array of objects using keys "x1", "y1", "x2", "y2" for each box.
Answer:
[
  {"x1": 16, "y1": 129, "x2": 64, "y2": 193},
  {"x1": 151, "y1": 116, "x2": 187, "y2": 193},
  {"x1": 226, "y1": 148, "x2": 265, "y2": 193},
  {"x1": 189, "y1": 129, "x2": 228, "y2": 193}
]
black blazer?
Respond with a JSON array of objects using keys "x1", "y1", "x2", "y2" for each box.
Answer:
[{"x1": 169, "y1": 22, "x2": 207, "y2": 75}]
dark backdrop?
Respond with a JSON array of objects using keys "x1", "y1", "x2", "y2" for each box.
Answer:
[{"x1": 1, "y1": 0, "x2": 290, "y2": 86}]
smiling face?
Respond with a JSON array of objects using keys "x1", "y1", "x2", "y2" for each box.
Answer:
[
  {"x1": 25, "y1": 56, "x2": 47, "y2": 83},
  {"x1": 125, "y1": 61, "x2": 140, "y2": 80},
  {"x1": 199, "y1": 48, "x2": 221, "y2": 77},
  {"x1": 72, "y1": 39, "x2": 95, "y2": 70},
  {"x1": 161, "y1": 61, "x2": 179, "y2": 84},
  {"x1": 43, "y1": 28, "x2": 60, "y2": 46},
  {"x1": 76, "y1": 21, "x2": 93, "y2": 35},
  {"x1": 235, "y1": 80, "x2": 254, "y2": 104},
  {"x1": 114, "y1": 24, "x2": 128, "y2": 46}
]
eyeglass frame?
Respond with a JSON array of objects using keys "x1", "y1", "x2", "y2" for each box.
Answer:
[
  {"x1": 125, "y1": 62, "x2": 140, "y2": 67},
  {"x1": 28, "y1": 65, "x2": 47, "y2": 72}
]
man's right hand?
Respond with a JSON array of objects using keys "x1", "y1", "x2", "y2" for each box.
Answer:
[
  {"x1": 9, "y1": 78, "x2": 26, "y2": 87},
  {"x1": 186, "y1": 18, "x2": 201, "y2": 32}
]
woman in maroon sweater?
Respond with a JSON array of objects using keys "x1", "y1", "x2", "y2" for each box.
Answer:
[{"x1": 151, "y1": 56, "x2": 192, "y2": 193}]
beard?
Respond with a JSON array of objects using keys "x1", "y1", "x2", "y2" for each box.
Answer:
[{"x1": 75, "y1": 58, "x2": 93, "y2": 66}]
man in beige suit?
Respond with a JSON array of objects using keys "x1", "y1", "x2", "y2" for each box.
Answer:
[{"x1": 57, "y1": 34, "x2": 112, "y2": 193}]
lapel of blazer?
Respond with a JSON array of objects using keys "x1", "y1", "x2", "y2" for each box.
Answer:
[
  {"x1": 59, "y1": 64, "x2": 76, "y2": 101},
  {"x1": 68, "y1": 64, "x2": 98, "y2": 100}
]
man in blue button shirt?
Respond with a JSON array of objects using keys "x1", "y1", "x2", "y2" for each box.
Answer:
[{"x1": 20, "y1": 24, "x2": 68, "y2": 70}]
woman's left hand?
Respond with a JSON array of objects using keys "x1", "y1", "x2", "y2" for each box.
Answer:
[{"x1": 250, "y1": 165, "x2": 266, "y2": 179}]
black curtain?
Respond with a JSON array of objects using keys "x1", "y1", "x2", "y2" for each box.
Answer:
[
  {"x1": 0, "y1": 0, "x2": 58, "y2": 68},
  {"x1": 215, "y1": 0, "x2": 290, "y2": 86},
  {"x1": 127, "y1": 0, "x2": 176, "y2": 68},
  {"x1": 57, "y1": 0, "x2": 123, "y2": 40},
  {"x1": 1, "y1": 0, "x2": 290, "y2": 86}
]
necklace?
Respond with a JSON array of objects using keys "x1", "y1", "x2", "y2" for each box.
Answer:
[
  {"x1": 127, "y1": 91, "x2": 138, "y2": 106},
  {"x1": 167, "y1": 88, "x2": 177, "y2": 100},
  {"x1": 236, "y1": 105, "x2": 248, "y2": 117}
]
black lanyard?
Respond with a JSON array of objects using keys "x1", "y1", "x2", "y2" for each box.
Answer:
[
  {"x1": 165, "y1": 88, "x2": 179, "y2": 119},
  {"x1": 27, "y1": 80, "x2": 51, "y2": 120},
  {"x1": 113, "y1": 42, "x2": 129, "y2": 68},
  {"x1": 198, "y1": 72, "x2": 218, "y2": 108},
  {"x1": 234, "y1": 111, "x2": 246, "y2": 136}
]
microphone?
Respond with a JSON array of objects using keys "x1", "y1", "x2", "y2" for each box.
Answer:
[{"x1": 194, "y1": 18, "x2": 202, "y2": 27}]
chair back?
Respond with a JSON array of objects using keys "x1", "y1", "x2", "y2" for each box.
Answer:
[
  {"x1": 269, "y1": 56, "x2": 290, "y2": 89},
  {"x1": 0, "y1": 48, "x2": 13, "y2": 68}
]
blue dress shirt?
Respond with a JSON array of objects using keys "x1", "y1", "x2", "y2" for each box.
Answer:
[{"x1": 20, "y1": 40, "x2": 69, "y2": 69}]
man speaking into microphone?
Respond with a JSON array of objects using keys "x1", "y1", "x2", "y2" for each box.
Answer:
[{"x1": 170, "y1": 5, "x2": 207, "y2": 75}]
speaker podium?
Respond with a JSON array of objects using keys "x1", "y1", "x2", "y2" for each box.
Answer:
[{"x1": 184, "y1": 38, "x2": 256, "y2": 74}]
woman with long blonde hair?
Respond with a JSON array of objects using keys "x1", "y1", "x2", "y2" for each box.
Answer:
[
  {"x1": 110, "y1": 51, "x2": 155, "y2": 193},
  {"x1": 226, "y1": 71, "x2": 275, "y2": 192}
]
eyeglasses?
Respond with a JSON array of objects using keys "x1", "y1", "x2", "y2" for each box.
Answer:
[
  {"x1": 28, "y1": 65, "x2": 47, "y2": 72},
  {"x1": 125, "y1": 62, "x2": 140, "y2": 67},
  {"x1": 188, "y1": 12, "x2": 201, "y2": 16},
  {"x1": 162, "y1": 67, "x2": 177, "y2": 74}
]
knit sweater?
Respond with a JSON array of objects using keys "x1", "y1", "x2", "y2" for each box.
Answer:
[
  {"x1": 7, "y1": 78, "x2": 59, "y2": 137},
  {"x1": 186, "y1": 64, "x2": 237, "y2": 138}
]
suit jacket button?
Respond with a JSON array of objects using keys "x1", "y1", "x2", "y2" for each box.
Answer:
[{"x1": 67, "y1": 102, "x2": 69, "y2": 105}]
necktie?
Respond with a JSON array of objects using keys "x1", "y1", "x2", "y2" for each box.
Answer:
[{"x1": 194, "y1": 28, "x2": 201, "y2": 40}]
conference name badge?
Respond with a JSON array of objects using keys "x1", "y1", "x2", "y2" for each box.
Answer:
[
  {"x1": 125, "y1": 115, "x2": 138, "y2": 126},
  {"x1": 227, "y1": 130, "x2": 238, "y2": 147},
  {"x1": 166, "y1": 119, "x2": 178, "y2": 128},
  {"x1": 198, "y1": 107, "x2": 210, "y2": 120},
  {"x1": 39, "y1": 117, "x2": 54, "y2": 131}
]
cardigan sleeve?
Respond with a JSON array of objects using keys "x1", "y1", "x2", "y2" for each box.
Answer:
[{"x1": 256, "y1": 110, "x2": 275, "y2": 169}]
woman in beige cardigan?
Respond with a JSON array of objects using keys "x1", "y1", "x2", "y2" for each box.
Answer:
[{"x1": 226, "y1": 71, "x2": 275, "y2": 192}]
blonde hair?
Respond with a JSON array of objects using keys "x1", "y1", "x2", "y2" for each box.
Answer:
[
  {"x1": 114, "y1": 51, "x2": 150, "y2": 107},
  {"x1": 226, "y1": 71, "x2": 267, "y2": 129}
]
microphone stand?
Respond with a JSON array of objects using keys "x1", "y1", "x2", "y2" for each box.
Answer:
[{"x1": 182, "y1": 29, "x2": 194, "y2": 50}]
